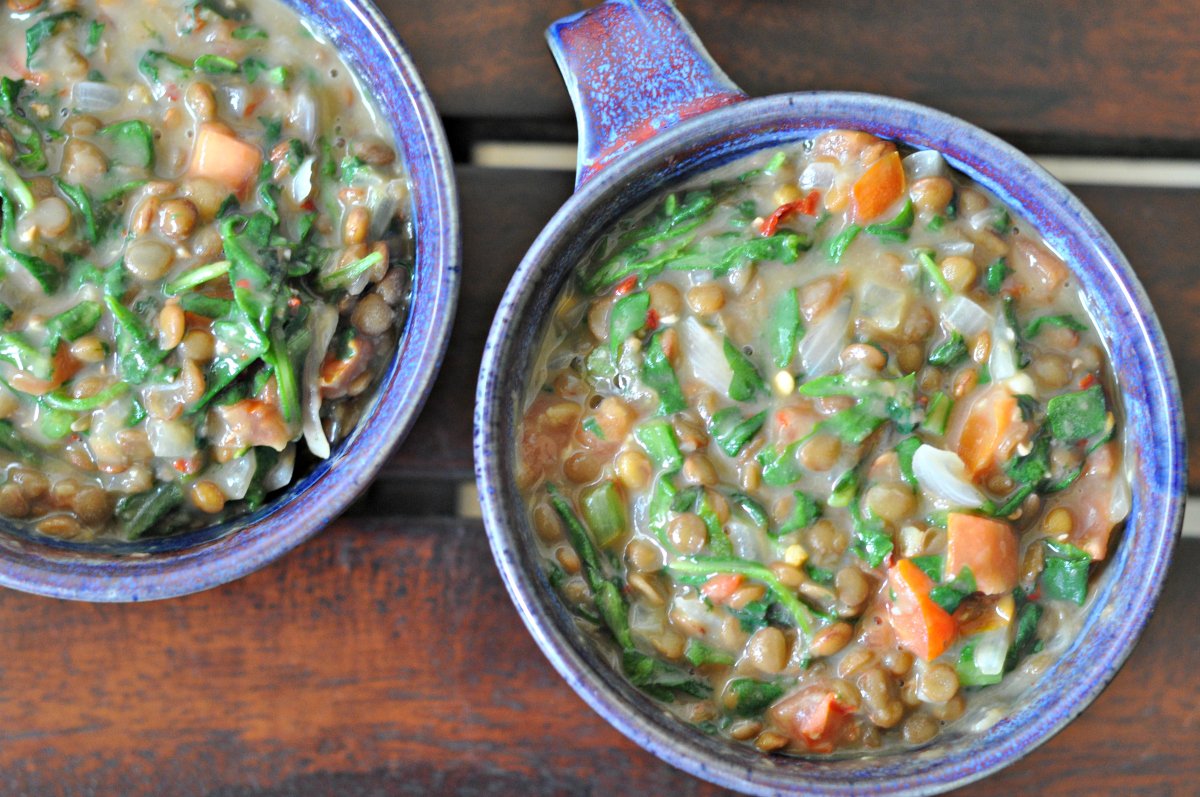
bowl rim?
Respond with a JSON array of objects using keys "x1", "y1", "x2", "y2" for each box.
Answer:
[
  {"x1": 475, "y1": 90, "x2": 1185, "y2": 795},
  {"x1": 0, "y1": 0, "x2": 460, "y2": 602}
]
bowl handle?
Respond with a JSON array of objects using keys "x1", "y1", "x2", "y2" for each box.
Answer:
[{"x1": 547, "y1": 0, "x2": 747, "y2": 189}]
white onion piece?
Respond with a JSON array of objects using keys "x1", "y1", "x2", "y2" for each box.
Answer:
[
  {"x1": 903, "y1": 149, "x2": 947, "y2": 180},
  {"x1": 798, "y1": 299, "x2": 851, "y2": 378},
  {"x1": 264, "y1": 445, "x2": 296, "y2": 492},
  {"x1": 290, "y1": 89, "x2": 318, "y2": 145},
  {"x1": 302, "y1": 304, "x2": 339, "y2": 459},
  {"x1": 681, "y1": 316, "x2": 732, "y2": 393},
  {"x1": 629, "y1": 603, "x2": 665, "y2": 637},
  {"x1": 72, "y1": 81, "x2": 122, "y2": 112},
  {"x1": 368, "y1": 185, "x2": 400, "y2": 240},
  {"x1": 1004, "y1": 373, "x2": 1036, "y2": 397},
  {"x1": 938, "y1": 240, "x2": 975, "y2": 257},
  {"x1": 968, "y1": 208, "x2": 1007, "y2": 232},
  {"x1": 799, "y1": 162, "x2": 836, "y2": 191},
  {"x1": 912, "y1": 445, "x2": 986, "y2": 508},
  {"x1": 671, "y1": 596, "x2": 723, "y2": 637},
  {"x1": 727, "y1": 518, "x2": 767, "y2": 562},
  {"x1": 989, "y1": 318, "x2": 1020, "y2": 382},
  {"x1": 211, "y1": 454, "x2": 255, "y2": 501},
  {"x1": 224, "y1": 85, "x2": 251, "y2": 117},
  {"x1": 859, "y1": 281, "x2": 907, "y2": 332},
  {"x1": 289, "y1": 156, "x2": 315, "y2": 205},
  {"x1": 971, "y1": 629, "x2": 1010, "y2": 676},
  {"x1": 941, "y1": 295, "x2": 992, "y2": 337},
  {"x1": 147, "y1": 419, "x2": 196, "y2": 459},
  {"x1": 1109, "y1": 472, "x2": 1132, "y2": 522}
]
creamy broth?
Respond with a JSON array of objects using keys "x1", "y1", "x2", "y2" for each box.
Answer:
[
  {"x1": 518, "y1": 132, "x2": 1128, "y2": 754},
  {"x1": 0, "y1": 0, "x2": 412, "y2": 540}
]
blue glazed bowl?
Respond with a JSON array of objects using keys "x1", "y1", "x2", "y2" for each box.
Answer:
[
  {"x1": 0, "y1": 0, "x2": 459, "y2": 602},
  {"x1": 474, "y1": 1, "x2": 1184, "y2": 794}
]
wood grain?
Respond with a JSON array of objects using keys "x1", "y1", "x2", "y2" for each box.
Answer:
[
  {"x1": 387, "y1": 0, "x2": 1200, "y2": 155},
  {"x1": 382, "y1": 169, "x2": 1200, "y2": 493},
  {"x1": 0, "y1": 521, "x2": 1193, "y2": 796}
]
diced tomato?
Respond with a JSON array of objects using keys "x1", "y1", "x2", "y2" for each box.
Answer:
[
  {"x1": 517, "y1": 396, "x2": 581, "y2": 486},
  {"x1": 613, "y1": 275, "x2": 638, "y2": 297},
  {"x1": 644, "y1": 308, "x2": 660, "y2": 332},
  {"x1": 701, "y1": 573, "x2": 744, "y2": 604},
  {"x1": 950, "y1": 385, "x2": 1020, "y2": 477},
  {"x1": 887, "y1": 559, "x2": 957, "y2": 661},
  {"x1": 1054, "y1": 442, "x2": 1125, "y2": 560},
  {"x1": 772, "y1": 402, "x2": 819, "y2": 445},
  {"x1": 851, "y1": 150, "x2": 905, "y2": 222},
  {"x1": 759, "y1": 191, "x2": 821, "y2": 237},
  {"x1": 946, "y1": 513, "x2": 1019, "y2": 595},
  {"x1": 770, "y1": 686, "x2": 856, "y2": 753},
  {"x1": 1079, "y1": 373, "x2": 1097, "y2": 389}
]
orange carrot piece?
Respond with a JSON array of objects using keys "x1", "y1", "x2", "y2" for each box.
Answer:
[
  {"x1": 187, "y1": 122, "x2": 263, "y2": 196},
  {"x1": 887, "y1": 558, "x2": 957, "y2": 661},
  {"x1": 956, "y1": 388, "x2": 1018, "y2": 477},
  {"x1": 701, "y1": 573, "x2": 744, "y2": 604},
  {"x1": 946, "y1": 513, "x2": 1019, "y2": 595},
  {"x1": 851, "y1": 150, "x2": 905, "y2": 222}
]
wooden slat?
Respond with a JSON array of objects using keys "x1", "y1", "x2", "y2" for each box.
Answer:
[
  {"x1": 0, "y1": 520, "x2": 1193, "y2": 795},
  {"x1": 382, "y1": 168, "x2": 1200, "y2": 493},
  {"x1": 385, "y1": 0, "x2": 1200, "y2": 154}
]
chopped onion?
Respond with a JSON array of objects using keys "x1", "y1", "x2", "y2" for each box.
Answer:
[
  {"x1": 264, "y1": 445, "x2": 296, "y2": 492},
  {"x1": 367, "y1": 182, "x2": 403, "y2": 240},
  {"x1": 289, "y1": 156, "x2": 315, "y2": 205},
  {"x1": 302, "y1": 304, "x2": 338, "y2": 459},
  {"x1": 727, "y1": 518, "x2": 768, "y2": 562},
  {"x1": 681, "y1": 316, "x2": 732, "y2": 393},
  {"x1": 223, "y1": 85, "x2": 251, "y2": 117},
  {"x1": 211, "y1": 454, "x2": 255, "y2": 500},
  {"x1": 799, "y1": 162, "x2": 836, "y2": 191},
  {"x1": 972, "y1": 628, "x2": 1011, "y2": 676},
  {"x1": 291, "y1": 89, "x2": 319, "y2": 145},
  {"x1": 629, "y1": 602, "x2": 665, "y2": 637},
  {"x1": 938, "y1": 239, "x2": 975, "y2": 257},
  {"x1": 859, "y1": 281, "x2": 907, "y2": 333},
  {"x1": 989, "y1": 318, "x2": 1020, "y2": 382},
  {"x1": 72, "y1": 81, "x2": 121, "y2": 112},
  {"x1": 941, "y1": 295, "x2": 992, "y2": 337},
  {"x1": 969, "y1": 208, "x2": 1007, "y2": 232},
  {"x1": 1109, "y1": 473, "x2": 1131, "y2": 522},
  {"x1": 671, "y1": 596, "x2": 723, "y2": 637},
  {"x1": 147, "y1": 419, "x2": 196, "y2": 459},
  {"x1": 912, "y1": 444, "x2": 986, "y2": 508},
  {"x1": 903, "y1": 149, "x2": 947, "y2": 180},
  {"x1": 798, "y1": 298, "x2": 851, "y2": 378}
]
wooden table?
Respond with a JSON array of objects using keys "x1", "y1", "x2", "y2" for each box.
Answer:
[{"x1": 2, "y1": 3, "x2": 1197, "y2": 794}]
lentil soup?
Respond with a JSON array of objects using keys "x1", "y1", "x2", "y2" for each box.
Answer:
[
  {"x1": 0, "y1": 0, "x2": 412, "y2": 541},
  {"x1": 518, "y1": 131, "x2": 1129, "y2": 754}
]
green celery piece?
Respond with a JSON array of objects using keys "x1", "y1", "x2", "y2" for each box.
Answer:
[
  {"x1": 723, "y1": 338, "x2": 765, "y2": 401},
  {"x1": 777, "y1": 491, "x2": 821, "y2": 536},
  {"x1": 826, "y1": 224, "x2": 861, "y2": 263},
  {"x1": 916, "y1": 250, "x2": 953, "y2": 297},
  {"x1": 768, "y1": 287, "x2": 802, "y2": 369},
  {"x1": 1025, "y1": 314, "x2": 1087, "y2": 338},
  {"x1": 116, "y1": 482, "x2": 184, "y2": 540},
  {"x1": 667, "y1": 556, "x2": 819, "y2": 634},
  {"x1": 609, "y1": 291, "x2": 650, "y2": 355},
  {"x1": 928, "y1": 331, "x2": 967, "y2": 367},
  {"x1": 1040, "y1": 540, "x2": 1091, "y2": 604},
  {"x1": 98, "y1": 120, "x2": 155, "y2": 169},
  {"x1": 985, "y1": 257, "x2": 1010, "y2": 294},
  {"x1": 26, "y1": 11, "x2": 80, "y2": 64},
  {"x1": 44, "y1": 300, "x2": 102, "y2": 346},
  {"x1": 581, "y1": 481, "x2": 627, "y2": 548},
  {"x1": 634, "y1": 420, "x2": 683, "y2": 472},
  {"x1": 641, "y1": 331, "x2": 686, "y2": 415},
  {"x1": 53, "y1": 179, "x2": 98, "y2": 243},
  {"x1": 724, "y1": 678, "x2": 784, "y2": 717},
  {"x1": 865, "y1": 199, "x2": 914, "y2": 242},
  {"x1": 708, "y1": 407, "x2": 766, "y2": 457},
  {"x1": 684, "y1": 639, "x2": 734, "y2": 667},
  {"x1": 1046, "y1": 385, "x2": 1107, "y2": 443},
  {"x1": 921, "y1": 391, "x2": 953, "y2": 435}
]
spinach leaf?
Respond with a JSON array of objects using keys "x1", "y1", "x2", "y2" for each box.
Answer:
[
  {"x1": 116, "y1": 482, "x2": 184, "y2": 540},
  {"x1": 865, "y1": 199, "x2": 914, "y2": 242},
  {"x1": 608, "y1": 291, "x2": 649, "y2": 355},
  {"x1": 768, "y1": 287, "x2": 803, "y2": 369},
  {"x1": 826, "y1": 224, "x2": 861, "y2": 263},
  {"x1": 1040, "y1": 539, "x2": 1091, "y2": 604},
  {"x1": 777, "y1": 491, "x2": 821, "y2": 536},
  {"x1": 725, "y1": 678, "x2": 784, "y2": 717},
  {"x1": 708, "y1": 408, "x2": 766, "y2": 457},
  {"x1": 26, "y1": 11, "x2": 80, "y2": 64},
  {"x1": 1046, "y1": 385, "x2": 1107, "y2": 443},
  {"x1": 984, "y1": 257, "x2": 1009, "y2": 294},
  {"x1": 723, "y1": 338, "x2": 765, "y2": 401},
  {"x1": 928, "y1": 331, "x2": 967, "y2": 367},
  {"x1": 640, "y1": 331, "x2": 686, "y2": 415},
  {"x1": 53, "y1": 178, "x2": 98, "y2": 243}
]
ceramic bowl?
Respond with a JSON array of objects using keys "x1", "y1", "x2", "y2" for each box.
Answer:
[
  {"x1": 0, "y1": 0, "x2": 459, "y2": 602},
  {"x1": 474, "y1": 1, "x2": 1184, "y2": 793}
]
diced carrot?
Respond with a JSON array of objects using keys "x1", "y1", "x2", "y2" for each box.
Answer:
[
  {"x1": 946, "y1": 513, "x2": 1019, "y2": 595},
  {"x1": 851, "y1": 150, "x2": 905, "y2": 222},
  {"x1": 187, "y1": 122, "x2": 263, "y2": 197},
  {"x1": 887, "y1": 559, "x2": 957, "y2": 661},
  {"x1": 770, "y1": 687, "x2": 855, "y2": 753},
  {"x1": 701, "y1": 573, "x2": 744, "y2": 604},
  {"x1": 955, "y1": 386, "x2": 1018, "y2": 477}
]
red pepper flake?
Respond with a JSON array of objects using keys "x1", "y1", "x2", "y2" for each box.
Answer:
[
  {"x1": 236, "y1": 279, "x2": 251, "y2": 289},
  {"x1": 759, "y1": 190, "x2": 821, "y2": 237},
  {"x1": 613, "y1": 275, "x2": 638, "y2": 297},
  {"x1": 288, "y1": 296, "x2": 302, "y2": 308},
  {"x1": 644, "y1": 308, "x2": 660, "y2": 332},
  {"x1": 1079, "y1": 373, "x2": 1097, "y2": 389},
  {"x1": 173, "y1": 459, "x2": 191, "y2": 473}
]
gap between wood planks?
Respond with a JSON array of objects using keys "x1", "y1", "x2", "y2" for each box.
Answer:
[{"x1": 439, "y1": 141, "x2": 1200, "y2": 536}]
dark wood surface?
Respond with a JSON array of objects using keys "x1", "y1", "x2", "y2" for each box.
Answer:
[{"x1": 3, "y1": 2, "x2": 1198, "y2": 795}]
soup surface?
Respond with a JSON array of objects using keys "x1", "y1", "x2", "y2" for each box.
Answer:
[
  {"x1": 0, "y1": 0, "x2": 411, "y2": 540},
  {"x1": 519, "y1": 131, "x2": 1129, "y2": 754}
]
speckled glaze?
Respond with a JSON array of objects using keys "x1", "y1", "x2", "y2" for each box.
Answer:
[
  {"x1": 474, "y1": 1, "x2": 1184, "y2": 794},
  {"x1": 0, "y1": 0, "x2": 459, "y2": 602}
]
